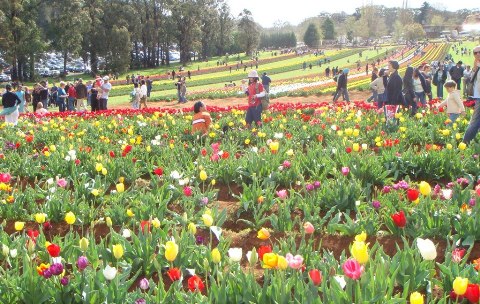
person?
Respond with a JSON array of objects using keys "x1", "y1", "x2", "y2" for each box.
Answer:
[
  {"x1": 436, "y1": 80, "x2": 465, "y2": 125},
  {"x1": 86, "y1": 80, "x2": 93, "y2": 106},
  {"x1": 146, "y1": 76, "x2": 153, "y2": 97},
  {"x1": 403, "y1": 67, "x2": 416, "y2": 116},
  {"x1": 463, "y1": 45, "x2": 480, "y2": 144},
  {"x1": 433, "y1": 64, "x2": 448, "y2": 99},
  {"x1": 90, "y1": 82, "x2": 99, "y2": 112},
  {"x1": 1, "y1": 84, "x2": 21, "y2": 125},
  {"x1": 35, "y1": 102, "x2": 49, "y2": 116},
  {"x1": 175, "y1": 77, "x2": 182, "y2": 103},
  {"x1": 131, "y1": 83, "x2": 141, "y2": 110},
  {"x1": 172, "y1": 70, "x2": 176, "y2": 80},
  {"x1": 245, "y1": 70, "x2": 265, "y2": 128},
  {"x1": 367, "y1": 68, "x2": 378, "y2": 102},
  {"x1": 67, "y1": 82, "x2": 77, "y2": 111},
  {"x1": 464, "y1": 65, "x2": 472, "y2": 98},
  {"x1": 261, "y1": 72, "x2": 271, "y2": 93},
  {"x1": 449, "y1": 61, "x2": 465, "y2": 90},
  {"x1": 187, "y1": 70, "x2": 191, "y2": 79},
  {"x1": 413, "y1": 68, "x2": 427, "y2": 107},
  {"x1": 32, "y1": 83, "x2": 41, "y2": 112},
  {"x1": 139, "y1": 79, "x2": 148, "y2": 109},
  {"x1": 179, "y1": 77, "x2": 187, "y2": 103},
  {"x1": 75, "y1": 79, "x2": 88, "y2": 111},
  {"x1": 370, "y1": 68, "x2": 387, "y2": 108},
  {"x1": 99, "y1": 76, "x2": 112, "y2": 110},
  {"x1": 333, "y1": 69, "x2": 349, "y2": 103},
  {"x1": 57, "y1": 82, "x2": 68, "y2": 112},
  {"x1": 422, "y1": 65, "x2": 433, "y2": 102},
  {"x1": 191, "y1": 101, "x2": 211, "y2": 135},
  {"x1": 15, "y1": 86, "x2": 26, "y2": 113},
  {"x1": 39, "y1": 81, "x2": 49, "y2": 112},
  {"x1": 385, "y1": 60, "x2": 404, "y2": 121}
]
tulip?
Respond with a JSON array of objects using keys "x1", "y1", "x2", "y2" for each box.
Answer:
[
  {"x1": 303, "y1": 222, "x2": 315, "y2": 234},
  {"x1": 199, "y1": 170, "x2": 207, "y2": 181},
  {"x1": 341, "y1": 167, "x2": 350, "y2": 176},
  {"x1": 91, "y1": 189, "x2": 100, "y2": 196},
  {"x1": 77, "y1": 256, "x2": 88, "y2": 271},
  {"x1": 276, "y1": 189, "x2": 288, "y2": 199},
  {"x1": 285, "y1": 253, "x2": 303, "y2": 269},
  {"x1": 452, "y1": 248, "x2": 466, "y2": 263},
  {"x1": 453, "y1": 277, "x2": 469, "y2": 296},
  {"x1": 391, "y1": 210, "x2": 407, "y2": 228},
  {"x1": 60, "y1": 276, "x2": 69, "y2": 286},
  {"x1": 164, "y1": 241, "x2": 179, "y2": 262},
  {"x1": 103, "y1": 265, "x2": 117, "y2": 281},
  {"x1": 14, "y1": 221, "x2": 25, "y2": 231},
  {"x1": 202, "y1": 214, "x2": 213, "y2": 227},
  {"x1": 464, "y1": 284, "x2": 480, "y2": 303},
  {"x1": 419, "y1": 181, "x2": 431, "y2": 196},
  {"x1": 138, "y1": 278, "x2": 149, "y2": 290},
  {"x1": 309, "y1": 269, "x2": 322, "y2": 286},
  {"x1": 459, "y1": 142, "x2": 467, "y2": 150},
  {"x1": 410, "y1": 292, "x2": 424, "y2": 304},
  {"x1": 262, "y1": 252, "x2": 278, "y2": 269},
  {"x1": 56, "y1": 178, "x2": 67, "y2": 188},
  {"x1": 352, "y1": 143, "x2": 360, "y2": 152},
  {"x1": 47, "y1": 243, "x2": 61, "y2": 257},
  {"x1": 65, "y1": 211, "x2": 76, "y2": 225},
  {"x1": 188, "y1": 222, "x2": 197, "y2": 234},
  {"x1": 406, "y1": 188, "x2": 420, "y2": 201},
  {"x1": 151, "y1": 217, "x2": 161, "y2": 228},
  {"x1": 79, "y1": 237, "x2": 89, "y2": 252},
  {"x1": 228, "y1": 247, "x2": 242, "y2": 262},
  {"x1": 342, "y1": 258, "x2": 364, "y2": 280},
  {"x1": 2, "y1": 244, "x2": 9, "y2": 256},
  {"x1": 277, "y1": 255, "x2": 288, "y2": 270},
  {"x1": 112, "y1": 244, "x2": 124, "y2": 259},
  {"x1": 183, "y1": 186, "x2": 192, "y2": 196},
  {"x1": 354, "y1": 231, "x2": 367, "y2": 242},
  {"x1": 211, "y1": 248, "x2": 221, "y2": 264},
  {"x1": 9, "y1": 249, "x2": 17, "y2": 258},
  {"x1": 246, "y1": 248, "x2": 258, "y2": 266},
  {"x1": 187, "y1": 275, "x2": 205, "y2": 292},
  {"x1": 126, "y1": 209, "x2": 135, "y2": 217},
  {"x1": 34, "y1": 213, "x2": 46, "y2": 224},
  {"x1": 416, "y1": 238, "x2": 437, "y2": 260},
  {"x1": 106, "y1": 216, "x2": 112, "y2": 227},
  {"x1": 257, "y1": 227, "x2": 270, "y2": 240},
  {"x1": 116, "y1": 183, "x2": 125, "y2": 193},
  {"x1": 166, "y1": 267, "x2": 182, "y2": 282},
  {"x1": 351, "y1": 241, "x2": 369, "y2": 264}
]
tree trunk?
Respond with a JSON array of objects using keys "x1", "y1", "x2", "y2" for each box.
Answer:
[
  {"x1": 90, "y1": 49, "x2": 98, "y2": 74},
  {"x1": 29, "y1": 53, "x2": 35, "y2": 81}
]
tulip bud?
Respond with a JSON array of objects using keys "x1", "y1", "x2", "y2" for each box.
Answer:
[
  {"x1": 188, "y1": 222, "x2": 197, "y2": 235},
  {"x1": 79, "y1": 237, "x2": 89, "y2": 252},
  {"x1": 34, "y1": 213, "x2": 46, "y2": 224},
  {"x1": 14, "y1": 221, "x2": 25, "y2": 231},
  {"x1": 106, "y1": 216, "x2": 112, "y2": 227},
  {"x1": 112, "y1": 244, "x2": 124, "y2": 259},
  {"x1": 211, "y1": 248, "x2": 221, "y2": 264}
]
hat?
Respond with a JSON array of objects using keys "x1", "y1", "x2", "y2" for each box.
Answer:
[
  {"x1": 389, "y1": 60, "x2": 399, "y2": 70},
  {"x1": 248, "y1": 70, "x2": 259, "y2": 78},
  {"x1": 103, "y1": 76, "x2": 109, "y2": 81},
  {"x1": 343, "y1": 68, "x2": 349, "y2": 74}
]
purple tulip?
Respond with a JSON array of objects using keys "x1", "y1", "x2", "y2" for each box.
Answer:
[
  {"x1": 469, "y1": 198, "x2": 476, "y2": 207},
  {"x1": 50, "y1": 263, "x2": 64, "y2": 276},
  {"x1": 60, "y1": 276, "x2": 69, "y2": 286},
  {"x1": 138, "y1": 277, "x2": 149, "y2": 290},
  {"x1": 341, "y1": 167, "x2": 350, "y2": 176},
  {"x1": 135, "y1": 299, "x2": 146, "y2": 304},
  {"x1": 305, "y1": 184, "x2": 314, "y2": 191},
  {"x1": 313, "y1": 181, "x2": 321, "y2": 189},
  {"x1": 372, "y1": 200, "x2": 381, "y2": 209},
  {"x1": 196, "y1": 236, "x2": 205, "y2": 245},
  {"x1": 43, "y1": 268, "x2": 52, "y2": 279},
  {"x1": 77, "y1": 256, "x2": 88, "y2": 271},
  {"x1": 382, "y1": 186, "x2": 391, "y2": 193}
]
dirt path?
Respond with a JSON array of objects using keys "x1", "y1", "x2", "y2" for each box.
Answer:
[{"x1": 109, "y1": 90, "x2": 372, "y2": 110}]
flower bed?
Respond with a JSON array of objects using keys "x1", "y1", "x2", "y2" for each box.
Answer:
[{"x1": 0, "y1": 100, "x2": 479, "y2": 302}]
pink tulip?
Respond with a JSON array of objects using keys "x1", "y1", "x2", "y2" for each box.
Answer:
[
  {"x1": 341, "y1": 167, "x2": 350, "y2": 176},
  {"x1": 210, "y1": 154, "x2": 219, "y2": 162},
  {"x1": 0, "y1": 173, "x2": 11, "y2": 183},
  {"x1": 211, "y1": 142, "x2": 220, "y2": 152},
  {"x1": 285, "y1": 253, "x2": 303, "y2": 269},
  {"x1": 57, "y1": 178, "x2": 67, "y2": 188},
  {"x1": 342, "y1": 258, "x2": 364, "y2": 280},
  {"x1": 183, "y1": 186, "x2": 192, "y2": 197},
  {"x1": 276, "y1": 189, "x2": 288, "y2": 199},
  {"x1": 282, "y1": 160, "x2": 291, "y2": 169},
  {"x1": 303, "y1": 222, "x2": 315, "y2": 234}
]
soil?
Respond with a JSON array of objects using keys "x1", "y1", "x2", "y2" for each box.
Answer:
[{"x1": 108, "y1": 90, "x2": 372, "y2": 110}]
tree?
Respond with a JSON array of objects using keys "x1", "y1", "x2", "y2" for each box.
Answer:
[
  {"x1": 403, "y1": 23, "x2": 426, "y2": 41},
  {"x1": 237, "y1": 9, "x2": 259, "y2": 56},
  {"x1": 321, "y1": 17, "x2": 335, "y2": 40},
  {"x1": 172, "y1": 0, "x2": 201, "y2": 64},
  {"x1": 104, "y1": 26, "x2": 131, "y2": 73},
  {"x1": 303, "y1": 23, "x2": 320, "y2": 48},
  {"x1": 415, "y1": 1, "x2": 431, "y2": 25}
]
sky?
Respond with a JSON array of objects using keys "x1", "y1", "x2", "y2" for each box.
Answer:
[{"x1": 226, "y1": 0, "x2": 479, "y2": 28}]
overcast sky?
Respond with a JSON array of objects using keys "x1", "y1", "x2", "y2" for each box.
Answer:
[{"x1": 226, "y1": 0, "x2": 479, "y2": 28}]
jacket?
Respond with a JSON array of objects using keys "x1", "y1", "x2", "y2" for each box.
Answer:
[
  {"x1": 433, "y1": 68, "x2": 447, "y2": 86},
  {"x1": 75, "y1": 84, "x2": 88, "y2": 99},
  {"x1": 438, "y1": 90, "x2": 465, "y2": 114},
  {"x1": 336, "y1": 73, "x2": 347, "y2": 90},
  {"x1": 386, "y1": 71, "x2": 404, "y2": 105},
  {"x1": 370, "y1": 76, "x2": 385, "y2": 94}
]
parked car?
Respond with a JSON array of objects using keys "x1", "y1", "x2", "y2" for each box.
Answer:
[{"x1": 0, "y1": 74, "x2": 11, "y2": 82}]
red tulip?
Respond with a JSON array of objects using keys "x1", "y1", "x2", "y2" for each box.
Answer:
[
  {"x1": 257, "y1": 245, "x2": 272, "y2": 260},
  {"x1": 391, "y1": 210, "x2": 407, "y2": 228},
  {"x1": 140, "y1": 220, "x2": 151, "y2": 233},
  {"x1": 153, "y1": 167, "x2": 163, "y2": 176},
  {"x1": 465, "y1": 284, "x2": 480, "y2": 303},
  {"x1": 27, "y1": 230, "x2": 39, "y2": 241},
  {"x1": 406, "y1": 188, "x2": 420, "y2": 201},
  {"x1": 187, "y1": 275, "x2": 205, "y2": 292},
  {"x1": 166, "y1": 267, "x2": 182, "y2": 282},
  {"x1": 308, "y1": 269, "x2": 322, "y2": 286},
  {"x1": 109, "y1": 151, "x2": 115, "y2": 158},
  {"x1": 47, "y1": 243, "x2": 61, "y2": 257},
  {"x1": 345, "y1": 147, "x2": 352, "y2": 153},
  {"x1": 201, "y1": 148, "x2": 207, "y2": 156}
]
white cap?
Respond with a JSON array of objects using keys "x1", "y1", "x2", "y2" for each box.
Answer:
[
  {"x1": 103, "y1": 76, "x2": 109, "y2": 81},
  {"x1": 248, "y1": 70, "x2": 259, "y2": 78}
]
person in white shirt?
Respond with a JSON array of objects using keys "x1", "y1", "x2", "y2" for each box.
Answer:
[
  {"x1": 35, "y1": 102, "x2": 49, "y2": 116},
  {"x1": 99, "y1": 76, "x2": 112, "y2": 110},
  {"x1": 140, "y1": 79, "x2": 148, "y2": 109},
  {"x1": 436, "y1": 80, "x2": 465, "y2": 125}
]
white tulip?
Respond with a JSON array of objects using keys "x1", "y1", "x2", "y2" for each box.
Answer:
[
  {"x1": 416, "y1": 238, "x2": 437, "y2": 260},
  {"x1": 103, "y1": 265, "x2": 118, "y2": 281},
  {"x1": 9, "y1": 249, "x2": 17, "y2": 258},
  {"x1": 2, "y1": 244, "x2": 9, "y2": 256},
  {"x1": 122, "y1": 229, "x2": 131, "y2": 238},
  {"x1": 228, "y1": 248, "x2": 243, "y2": 262}
]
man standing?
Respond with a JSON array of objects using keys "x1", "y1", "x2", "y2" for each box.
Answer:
[
  {"x1": 261, "y1": 72, "x2": 271, "y2": 93},
  {"x1": 146, "y1": 76, "x2": 153, "y2": 97},
  {"x1": 99, "y1": 76, "x2": 112, "y2": 110},
  {"x1": 333, "y1": 69, "x2": 350, "y2": 102},
  {"x1": 433, "y1": 63, "x2": 448, "y2": 99},
  {"x1": 463, "y1": 46, "x2": 480, "y2": 144},
  {"x1": 75, "y1": 79, "x2": 88, "y2": 111},
  {"x1": 449, "y1": 61, "x2": 465, "y2": 90},
  {"x1": 384, "y1": 60, "x2": 404, "y2": 124}
]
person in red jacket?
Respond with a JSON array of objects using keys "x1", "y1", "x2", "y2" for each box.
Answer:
[
  {"x1": 67, "y1": 82, "x2": 77, "y2": 111},
  {"x1": 245, "y1": 70, "x2": 265, "y2": 128}
]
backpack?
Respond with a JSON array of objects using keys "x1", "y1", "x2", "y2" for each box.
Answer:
[{"x1": 255, "y1": 83, "x2": 269, "y2": 110}]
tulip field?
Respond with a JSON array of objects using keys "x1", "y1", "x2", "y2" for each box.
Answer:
[{"x1": 3, "y1": 42, "x2": 480, "y2": 303}]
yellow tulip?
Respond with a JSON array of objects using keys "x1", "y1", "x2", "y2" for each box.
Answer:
[
  {"x1": 91, "y1": 189, "x2": 100, "y2": 196},
  {"x1": 458, "y1": 142, "x2": 466, "y2": 150},
  {"x1": 244, "y1": 139, "x2": 250, "y2": 145},
  {"x1": 34, "y1": 213, "x2": 46, "y2": 224},
  {"x1": 277, "y1": 255, "x2": 288, "y2": 270},
  {"x1": 106, "y1": 216, "x2": 112, "y2": 227},
  {"x1": 152, "y1": 218, "x2": 161, "y2": 228},
  {"x1": 257, "y1": 228, "x2": 270, "y2": 240},
  {"x1": 188, "y1": 222, "x2": 197, "y2": 234},
  {"x1": 269, "y1": 141, "x2": 279, "y2": 152},
  {"x1": 446, "y1": 143, "x2": 453, "y2": 150},
  {"x1": 419, "y1": 181, "x2": 431, "y2": 196},
  {"x1": 202, "y1": 214, "x2": 213, "y2": 227},
  {"x1": 14, "y1": 221, "x2": 25, "y2": 231},
  {"x1": 199, "y1": 170, "x2": 208, "y2": 181},
  {"x1": 116, "y1": 183, "x2": 125, "y2": 193},
  {"x1": 211, "y1": 248, "x2": 221, "y2": 264},
  {"x1": 352, "y1": 143, "x2": 360, "y2": 152},
  {"x1": 79, "y1": 237, "x2": 89, "y2": 252},
  {"x1": 112, "y1": 244, "x2": 124, "y2": 259},
  {"x1": 126, "y1": 209, "x2": 135, "y2": 217},
  {"x1": 354, "y1": 231, "x2": 367, "y2": 242},
  {"x1": 351, "y1": 241, "x2": 369, "y2": 264},
  {"x1": 101, "y1": 168, "x2": 108, "y2": 175},
  {"x1": 453, "y1": 277, "x2": 468, "y2": 296},
  {"x1": 65, "y1": 211, "x2": 76, "y2": 225},
  {"x1": 211, "y1": 179, "x2": 216, "y2": 186},
  {"x1": 164, "y1": 241, "x2": 179, "y2": 262},
  {"x1": 262, "y1": 252, "x2": 278, "y2": 269},
  {"x1": 95, "y1": 163, "x2": 103, "y2": 172},
  {"x1": 410, "y1": 292, "x2": 424, "y2": 304}
]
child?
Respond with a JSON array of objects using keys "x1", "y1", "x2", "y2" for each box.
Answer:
[
  {"x1": 191, "y1": 101, "x2": 211, "y2": 135},
  {"x1": 131, "y1": 83, "x2": 141, "y2": 110},
  {"x1": 437, "y1": 80, "x2": 465, "y2": 125},
  {"x1": 35, "y1": 102, "x2": 49, "y2": 116}
]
